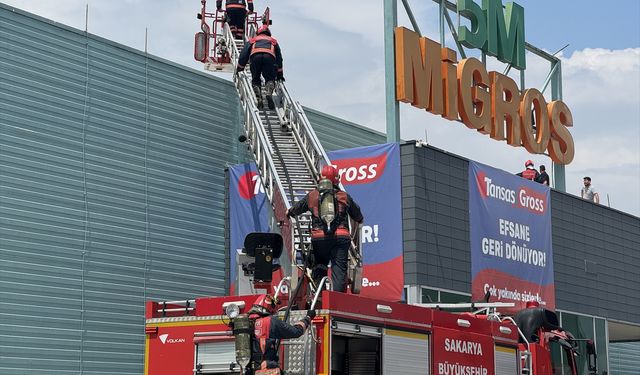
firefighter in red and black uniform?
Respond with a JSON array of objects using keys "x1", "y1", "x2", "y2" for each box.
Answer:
[
  {"x1": 216, "y1": 0, "x2": 254, "y2": 39},
  {"x1": 517, "y1": 160, "x2": 540, "y2": 181},
  {"x1": 236, "y1": 25, "x2": 283, "y2": 110},
  {"x1": 246, "y1": 294, "x2": 315, "y2": 374},
  {"x1": 286, "y1": 165, "x2": 364, "y2": 293}
]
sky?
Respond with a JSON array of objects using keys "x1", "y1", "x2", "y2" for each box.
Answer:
[{"x1": 2, "y1": 0, "x2": 639, "y2": 217}]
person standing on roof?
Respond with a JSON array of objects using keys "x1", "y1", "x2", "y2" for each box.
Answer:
[
  {"x1": 535, "y1": 165, "x2": 550, "y2": 186},
  {"x1": 517, "y1": 160, "x2": 540, "y2": 181},
  {"x1": 237, "y1": 25, "x2": 283, "y2": 110},
  {"x1": 581, "y1": 176, "x2": 600, "y2": 204},
  {"x1": 286, "y1": 165, "x2": 364, "y2": 293},
  {"x1": 246, "y1": 294, "x2": 315, "y2": 374},
  {"x1": 216, "y1": 0, "x2": 254, "y2": 40}
]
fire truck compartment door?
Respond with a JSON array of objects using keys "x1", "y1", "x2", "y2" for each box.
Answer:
[
  {"x1": 332, "y1": 321, "x2": 382, "y2": 337},
  {"x1": 495, "y1": 345, "x2": 519, "y2": 375},
  {"x1": 382, "y1": 329, "x2": 429, "y2": 374},
  {"x1": 194, "y1": 338, "x2": 241, "y2": 373}
]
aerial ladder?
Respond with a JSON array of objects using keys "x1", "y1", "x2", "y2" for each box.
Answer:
[{"x1": 194, "y1": 1, "x2": 363, "y2": 302}]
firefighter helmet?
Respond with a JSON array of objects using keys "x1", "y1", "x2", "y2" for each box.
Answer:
[
  {"x1": 256, "y1": 25, "x2": 271, "y2": 36},
  {"x1": 321, "y1": 165, "x2": 340, "y2": 184},
  {"x1": 525, "y1": 160, "x2": 534, "y2": 168},
  {"x1": 526, "y1": 300, "x2": 540, "y2": 309},
  {"x1": 248, "y1": 294, "x2": 277, "y2": 316}
]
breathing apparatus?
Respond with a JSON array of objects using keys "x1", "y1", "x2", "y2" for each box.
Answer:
[
  {"x1": 317, "y1": 178, "x2": 337, "y2": 234},
  {"x1": 232, "y1": 314, "x2": 252, "y2": 370}
]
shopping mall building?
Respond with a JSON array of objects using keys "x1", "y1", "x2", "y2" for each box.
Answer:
[{"x1": 1, "y1": 4, "x2": 638, "y2": 374}]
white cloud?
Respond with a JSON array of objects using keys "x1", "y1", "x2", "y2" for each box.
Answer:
[{"x1": 562, "y1": 48, "x2": 640, "y2": 106}]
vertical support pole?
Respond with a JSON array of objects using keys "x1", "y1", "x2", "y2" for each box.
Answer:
[
  {"x1": 439, "y1": 0, "x2": 445, "y2": 46},
  {"x1": 550, "y1": 60, "x2": 566, "y2": 192},
  {"x1": 384, "y1": 0, "x2": 400, "y2": 143},
  {"x1": 406, "y1": 285, "x2": 421, "y2": 304}
]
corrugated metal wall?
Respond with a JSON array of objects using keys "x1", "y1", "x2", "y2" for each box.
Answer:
[
  {"x1": 305, "y1": 107, "x2": 386, "y2": 151},
  {"x1": 609, "y1": 342, "x2": 640, "y2": 374},
  {"x1": 0, "y1": 4, "x2": 238, "y2": 373}
]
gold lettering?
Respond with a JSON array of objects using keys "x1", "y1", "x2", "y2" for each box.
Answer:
[
  {"x1": 547, "y1": 101, "x2": 575, "y2": 164},
  {"x1": 442, "y1": 48, "x2": 459, "y2": 120},
  {"x1": 519, "y1": 89, "x2": 550, "y2": 154},
  {"x1": 394, "y1": 27, "x2": 443, "y2": 113},
  {"x1": 490, "y1": 72, "x2": 521, "y2": 145},
  {"x1": 394, "y1": 33, "x2": 575, "y2": 165},
  {"x1": 458, "y1": 58, "x2": 490, "y2": 131}
]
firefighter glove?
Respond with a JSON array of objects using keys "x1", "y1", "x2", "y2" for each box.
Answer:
[
  {"x1": 277, "y1": 72, "x2": 285, "y2": 82},
  {"x1": 286, "y1": 208, "x2": 294, "y2": 218},
  {"x1": 306, "y1": 310, "x2": 316, "y2": 320}
]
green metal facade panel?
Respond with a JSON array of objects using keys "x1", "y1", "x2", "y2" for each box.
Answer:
[
  {"x1": 305, "y1": 107, "x2": 386, "y2": 151},
  {"x1": 0, "y1": 4, "x2": 239, "y2": 373}
]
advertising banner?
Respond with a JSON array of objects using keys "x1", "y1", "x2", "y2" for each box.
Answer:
[
  {"x1": 329, "y1": 143, "x2": 403, "y2": 301},
  {"x1": 227, "y1": 143, "x2": 403, "y2": 301},
  {"x1": 469, "y1": 161, "x2": 555, "y2": 312},
  {"x1": 228, "y1": 163, "x2": 271, "y2": 295}
]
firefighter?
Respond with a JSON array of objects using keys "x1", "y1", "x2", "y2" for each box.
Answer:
[
  {"x1": 286, "y1": 165, "x2": 364, "y2": 293},
  {"x1": 516, "y1": 160, "x2": 540, "y2": 181},
  {"x1": 236, "y1": 25, "x2": 283, "y2": 110},
  {"x1": 216, "y1": 0, "x2": 254, "y2": 39},
  {"x1": 246, "y1": 294, "x2": 315, "y2": 374}
]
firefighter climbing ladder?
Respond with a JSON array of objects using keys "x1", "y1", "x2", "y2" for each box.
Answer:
[{"x1": 216, "y1": 18, "x2": 362, "y2": 292}]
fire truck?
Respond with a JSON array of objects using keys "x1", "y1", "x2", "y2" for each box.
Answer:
[
  {"x1": 144, "y1": 270, "x2": 597, "y2": 374},
  {"x1": 144, "y1": 2, "x2": 598, "y2": 374}
]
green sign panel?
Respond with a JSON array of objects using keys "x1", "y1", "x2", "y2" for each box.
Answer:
[{"x1": 457, "y1": 0, "x2": 526, "y2": 70}]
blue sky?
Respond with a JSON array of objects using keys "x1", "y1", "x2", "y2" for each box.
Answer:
[
  {"x1": 516, "y1": 0, "x2": 640, "y2": 54},
  {"x1": 2, "y1": 0, "x2": 639, "y2": 216}
]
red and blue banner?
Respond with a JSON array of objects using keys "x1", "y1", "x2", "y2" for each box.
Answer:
[
  {"x1": 228, "y1": 163, "x2": 271, "y2": 295},
  {"x1": 227, "y1": 143, "x2": 403, "y2": 301},
  {"x1": 329, "y1": 143, "x2": 403, "y2": 301},
  {"x1": 469, "y1": 161, "x2": 555, "y2": 312}
]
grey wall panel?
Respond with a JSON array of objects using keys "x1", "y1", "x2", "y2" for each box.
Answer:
[
  {"x1": 401, "y1": 143, "x2": 471, "y2": 290},
  {"x1": 1, "y1": 4, "x2": 238, "y2": 374},
  {"x1": 401, "y1": 143, "x2": 640, "y2": 324},
  {"x1": 305, "y1": 107, "x2": 386, "y2": 151}
]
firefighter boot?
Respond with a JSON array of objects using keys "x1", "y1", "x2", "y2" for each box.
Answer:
[
  {"x1": 252, "y1": 84, "x2": 263, "y2": 109},
  {"x1": 265, "y1": 80, "x2": 276, "y2": 110}
]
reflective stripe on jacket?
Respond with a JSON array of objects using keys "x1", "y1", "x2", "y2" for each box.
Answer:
[
  {"x1": 521, "y1": 169, "x2": 539, "y2": 181},
  {"x1": 250, "y1": 35, "x2": 277, "y2": 58},
  {"x1": 226, "y1": 0, "x2": 250, "y2": 9}
]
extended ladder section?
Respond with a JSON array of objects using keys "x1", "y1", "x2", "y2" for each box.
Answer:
[{"x1": 222, "y1": 23, "x2": 359, "y2": 289}]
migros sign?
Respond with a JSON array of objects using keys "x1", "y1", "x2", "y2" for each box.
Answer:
[{"x1": 394, "y1": 1, "x2": 575, "y2": 165}]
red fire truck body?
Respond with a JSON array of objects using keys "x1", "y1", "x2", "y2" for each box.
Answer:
[{"x1": 144, "y1": 291, "x2": 554, "y2": 375}]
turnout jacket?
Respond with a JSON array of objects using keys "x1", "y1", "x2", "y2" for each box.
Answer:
[
  {"x1": 249, "y1": 315, "x2": 310, "y2": 371},
  {"x1": 237, "y1": 35, "x2": 283, "y2": 74},
  {"x1": 217, "y1": 0, "x2": 254, "y2": 12},
  {"x1": 517, "y1": 168, "x2": 540, "y2": 181}
]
